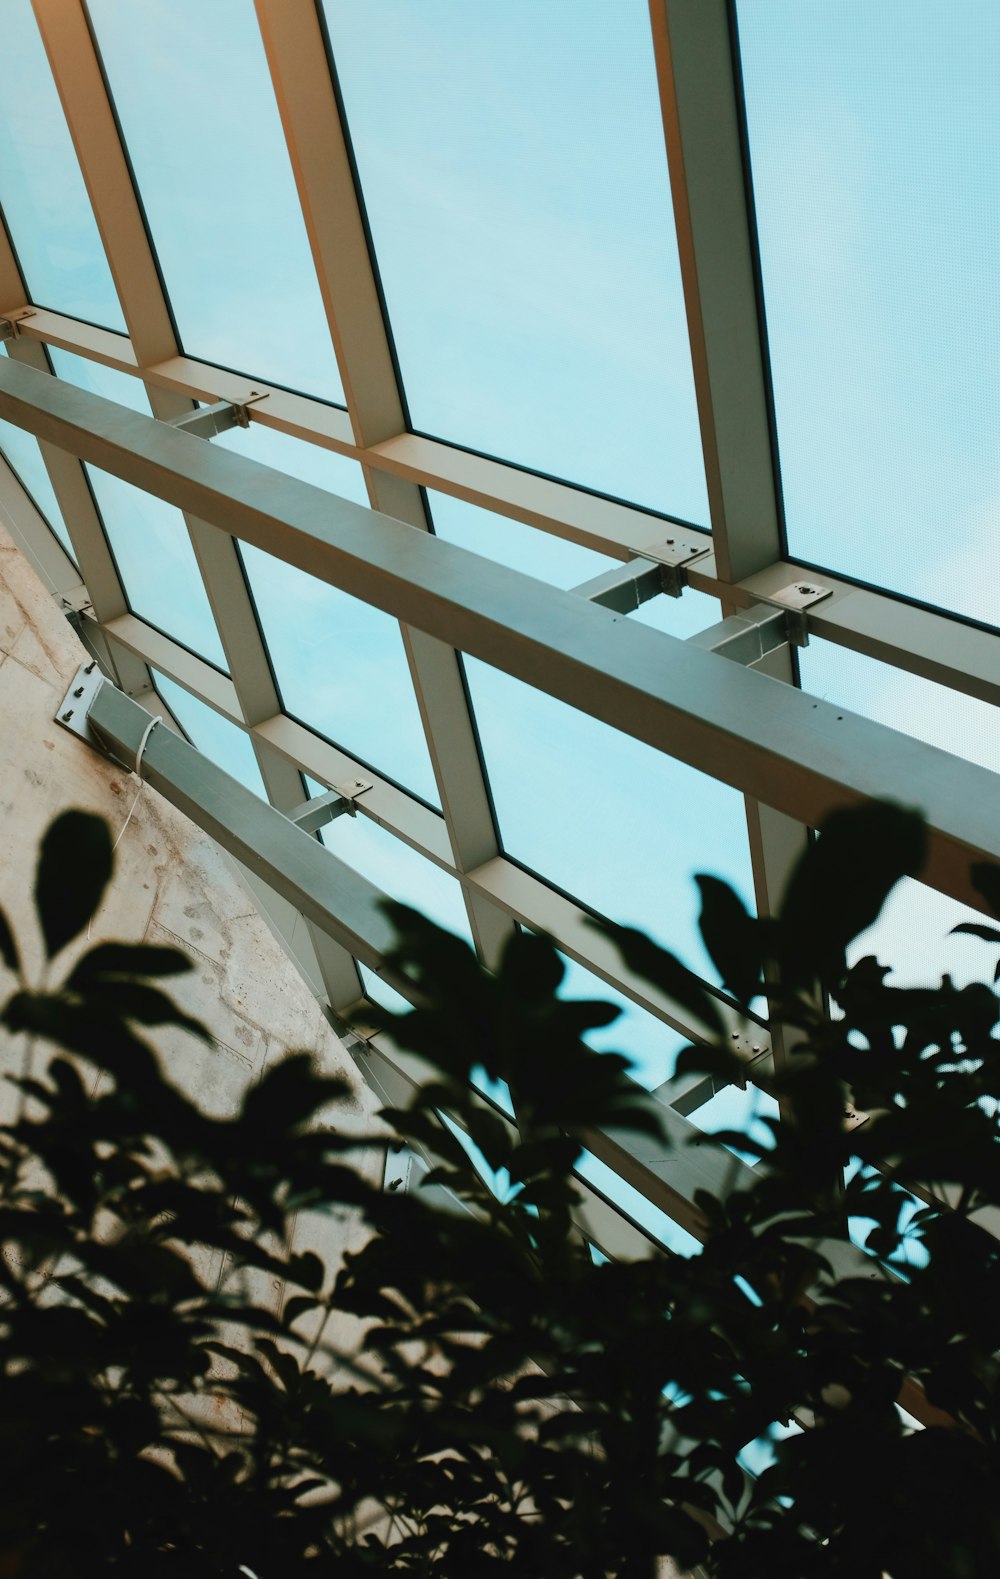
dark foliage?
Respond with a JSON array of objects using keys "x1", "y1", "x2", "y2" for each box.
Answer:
[{"x1": 0, "y1": 802, "x2": 997, "y2": 1576}]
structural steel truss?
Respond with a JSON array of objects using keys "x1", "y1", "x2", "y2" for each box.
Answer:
[{"x1": 0, "y1": 0, "x2": 997, "y2": 1260}]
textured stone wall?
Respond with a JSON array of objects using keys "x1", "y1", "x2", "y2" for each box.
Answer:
[{"x1": 0, "y1": 517, "x2": 382, "y2": 1312}]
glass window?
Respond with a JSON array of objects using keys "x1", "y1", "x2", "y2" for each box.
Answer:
[
  {"x1": 240, "y1": 532, "x2": 438, "y2": 806},
  {"x1": 153, "y1": 670, "x2": 266, "y2": 797},
  {"x1": 738, "y1": 0, "x2": 1000, "y2": 628},
  {"x1": 49, "y1": 349, "x2": 227, "y2": 670},
  {"x1": 0, "y1": 2, "x2": 125, "y2": 330},
  {"x1": 0, "y1": 347, "x2": 75, "y2": 560},
  {"x1": 326, "y1": 0, "x2": 707, "y2": 522},
  {"x1": 428, "y1": 490, "x2": 614, "y2": 588},
  {"x1": 320, "y1": 808, "x2": 471, "y2": 944},
  {"x1": 463, "y1": 594, "x2": 754, "y2": 985},
  {"x1": 86, "y1": 0, "x2": 344, "y2": 404}
]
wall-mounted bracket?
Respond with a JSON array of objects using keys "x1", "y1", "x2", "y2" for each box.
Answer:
[{"x1": 54, "y1": 660, "x2": 107, "y2": 750}]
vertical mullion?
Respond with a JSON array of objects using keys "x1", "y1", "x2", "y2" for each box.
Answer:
[
  {"x1": 650, "y1": 0, "x2": 807, "y2": 1065},
  {"x1": 254, "y1": 0, "x2": 514, "y2": 968},
  {"x1": 32, "y1": 0, "x2": 361, "y2": 1010}
]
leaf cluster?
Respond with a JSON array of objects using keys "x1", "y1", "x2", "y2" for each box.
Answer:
[{"x1": 0, "y1": 803, "x2": 996, "y2": 1577}]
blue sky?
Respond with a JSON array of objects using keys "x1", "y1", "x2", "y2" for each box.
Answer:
[{"x1": 0, "y1": 1, "x2": 997, "y2": 1108}]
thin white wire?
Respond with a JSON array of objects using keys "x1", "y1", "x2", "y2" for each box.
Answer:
[{"x1": 86, "y1": 716, "x2": 163, "y2": 939}]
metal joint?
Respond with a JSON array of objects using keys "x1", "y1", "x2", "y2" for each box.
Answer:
[
  {"x1": 688, "y1": 604, "x2": 792, "y2": 665},
  {"x1": 638, "y1": 537, "x2": 712, "y2": 598},
  {"x1": 286, "y1": 779, "x2": 373, "y2": 834},
  {"x1": 166, "y1": 390, "x2": 268, "y2": 441},
  {"x1": 760, "y1": 579, "x2": 833, "y2": 647},
  {"x1": 0, "y1": 311, "x2": 35, "y2": 342}
]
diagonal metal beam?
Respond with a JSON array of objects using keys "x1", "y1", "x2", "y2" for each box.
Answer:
[
  {"x1": 31, "y1": 0, "x2": 361, "y2": 1010},
  {"x1": 254, "y1": 0, "x2": 513, "y2": 970},
  {"x1": 2, "y1": 355, "x2": 995, "y2": 913},
  {"x1": 649, "y1": 0, "x2": 812, "y2": 1067}
]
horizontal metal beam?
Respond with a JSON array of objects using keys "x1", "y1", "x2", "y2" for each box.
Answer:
[
  {"x1": 5, "y1": 357, "x2": 996, "y2": 911},
  {"x1": 9, "y1": 307, "x2": 1000, "y2": 711}
]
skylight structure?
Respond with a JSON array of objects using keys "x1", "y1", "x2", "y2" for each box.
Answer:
[{"x1": 0, "y1": 0, "x2": 997, "y2": 1259}]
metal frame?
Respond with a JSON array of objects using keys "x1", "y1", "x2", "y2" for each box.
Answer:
[{"x1": 0, "y1": 0, "x2": 993, "y2": 1282}]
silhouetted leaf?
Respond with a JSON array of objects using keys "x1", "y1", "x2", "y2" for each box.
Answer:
[
  {"x1": 0, "y1": 905, "x2": 19, "y2": 976},
  {"x1": 590, "y1": 918, "x2": 725, "y2": 1037},
  {"x1": 971, "y1": 862, "x2": 1000, "y2": 920},
  {"x1": 696, "y1": 875, "x2": 763, "y2": 1006},
  {"x1": 949, "y1": 922, "x2": 1000, "y2": 944},
  {"x1": 66, "y1": 941, "x2": 192, "y2": 988},
  {"x1": 778, "y1": 802, "x2": 926, "y2": 985},
  {"x1": 34, "y1": 809, "x2": 113, "y2": 959}
]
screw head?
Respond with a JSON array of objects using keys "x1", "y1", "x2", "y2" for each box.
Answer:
[{"x1": 61, "y1": 709, "x2": 74, "y2": 721}]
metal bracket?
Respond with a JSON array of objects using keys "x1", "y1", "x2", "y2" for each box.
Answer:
[
  {"x1": 688, "y1": 604, "x2": 790, "y2": 666},
  {"x1": 286, "y1": 778, "x2": 373, "y2": 834},
  {"x1": 657, "y1": 1028, "x2": 772, "y2": 1117},
  {"x1": 55, "y1": 660, "x2": 107, "y2": 749},
  {"x1": 0, "y1": 310, "x2": 36, "y2": 342},
  {"x1": 760, "y1": 579, "x2": 833, "y2": 647},
  {"x1": 639, "y1": 537, "x2": 712, "y2": 598},
  {"x1": 167, "y1": 390, "x2": 268, "y2": 441}
]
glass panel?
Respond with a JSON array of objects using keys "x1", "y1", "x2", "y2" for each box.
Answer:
[
  {"x1": 0, "y1": 347, "x2": 74, "y2": 560},
  {"x1": 0, "y1": 3, "x2": 125, "y2": 330},
  {"x1": 800, "y1": 639, "x2": 1000, "y2": 987},
  {"x1": 320, "y1": 809, "x2": 471, "y2": 944},
  {"x1": 428, "y1": 491, "x2": 614, "y2": 588},
  {"x1": 86, "y1": 0, "x2": 344, "y2": 404},
  {"x1": 327, "y1": 0, "x2": 707, "y2": 522},
  {"x1": 464, "y1": 596, "x2": 754, "y2": 985},
  {"x1": 153, "y1": 670, "x2": 266, "y2": 797},
  {"x1": 240, "y1": 532, "x2": 438, "y2": 806},
  {"x1": 216, "y1": 423, "x2": 368, "y2": 499},
  {"x1": 738, "y1": 1, "x2": 1000, "y2": 627},
  {"x1": 49, "y1": 349, "x2": 227, "y2": 670}
]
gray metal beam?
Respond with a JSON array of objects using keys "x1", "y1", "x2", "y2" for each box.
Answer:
[
  {"x1": 2, "y1": 355, "x2": 993, "y2": 910},
  {"x1": 253, "y1": 0, "x2": 514, "y2": 973}
]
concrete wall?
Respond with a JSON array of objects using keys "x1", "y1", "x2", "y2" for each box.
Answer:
[{"x1": 0, "y1": 518, "x2": 382, "y2": 1307}]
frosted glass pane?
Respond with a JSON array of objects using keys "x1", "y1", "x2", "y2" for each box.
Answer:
[
  {"x1": 50, "y1": 350, "x2": 226, "y2": 670},
  {"x1": 738, "y1": 0, "x2": 1000, "y2": 628},
  {"x1": 327, "y1": 0, "x2": 707, "y2": 521},
  {"x1": 88, "y1": 0, "x2": 344, "y2": 404},
  {"x1": 0, "y1": 3, "x2": 125, "y2": 330}
]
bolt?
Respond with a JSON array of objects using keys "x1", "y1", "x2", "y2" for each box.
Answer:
[
  {"x1": 797, "y1": 584, "x2": 814, "y2": 595},
  {"x1": 666, "y1": 537, "x2": 674, "y2": 546},
  {"x1": 731, "y1": 1032, "x2": 739, "y2": 1040},
  {"x1": 752, "y1": 1043, "x2": 761, "y2": 1053},
  {"x1": 73, "y1": 686, "x2": 84, "y2": 698},
  {"x1": 61, "y1": 709, "x2": 73, "y2": 721},
  {"x1": 84, "y1": 661, "x2": 96, "y2": 673}
]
